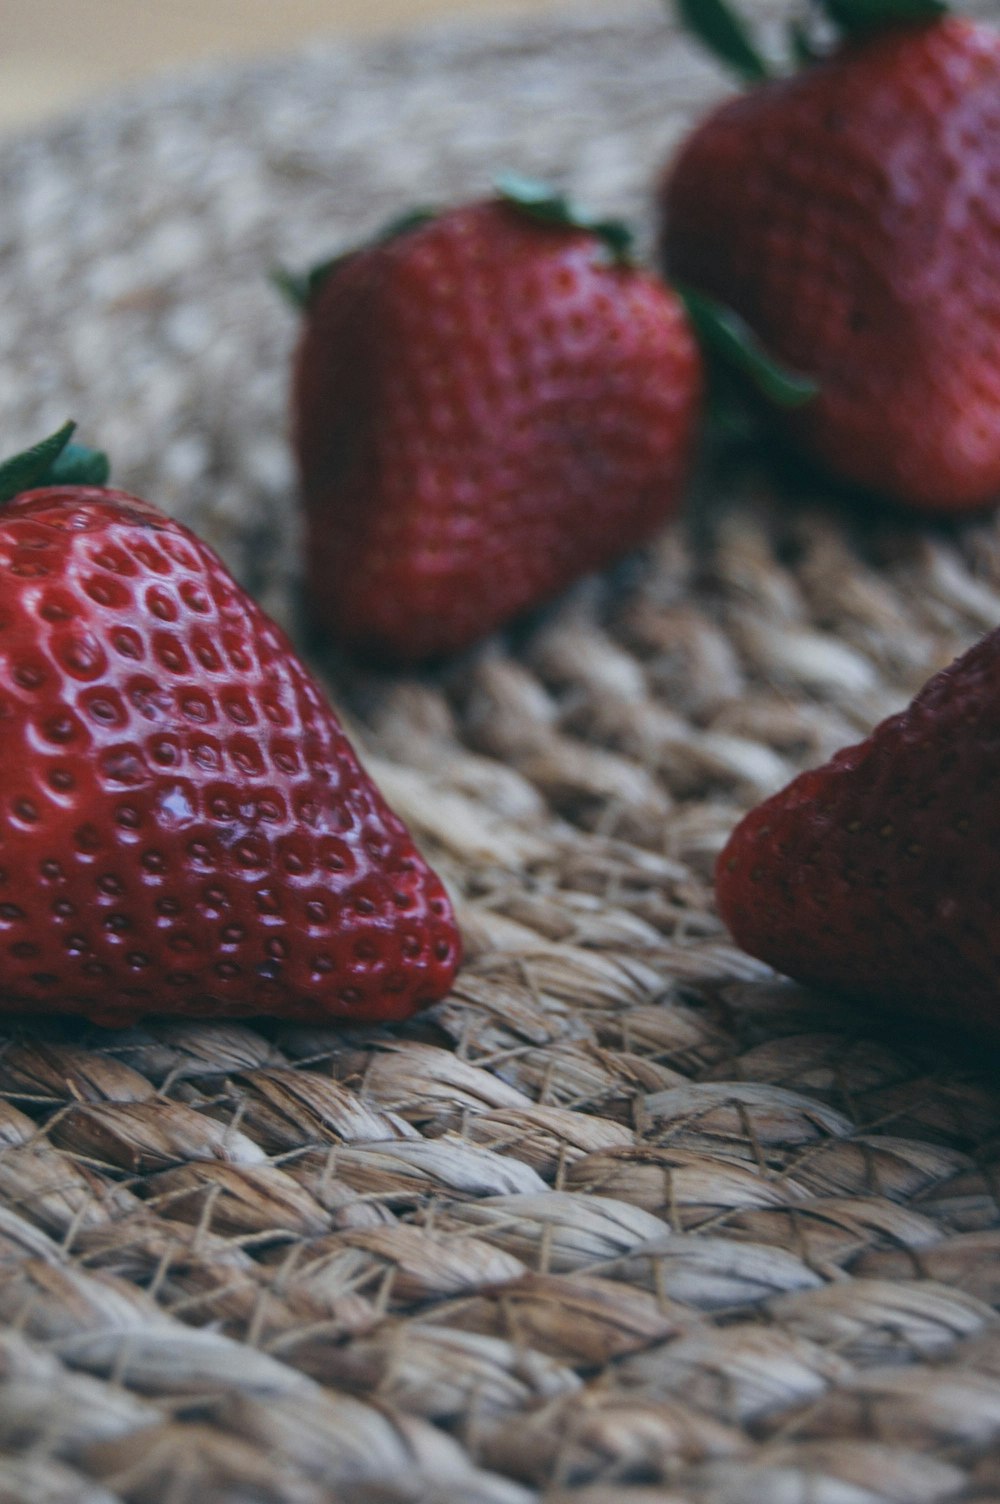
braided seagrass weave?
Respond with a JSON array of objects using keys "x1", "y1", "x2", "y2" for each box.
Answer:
[{"x1": 1, "y1": 2, "x2": 1000, "y2": 1499}]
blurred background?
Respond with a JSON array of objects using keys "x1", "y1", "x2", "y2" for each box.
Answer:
[{"x1": 2, "y1": 0, "x2": 579, "y2": 135}]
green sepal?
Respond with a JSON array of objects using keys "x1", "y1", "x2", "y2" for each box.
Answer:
[
  {"x1": 824, "y1": 0, "x2": 948, "y2": 34},
  {"x1": 49, "y1": 442, "x2": 110, "y2": 488},
  {"x1": 273, "y1": 207, "x2": 438, "y2": 311},
  {"x1": 704, "y1": 371, "x2": 761, "y2": 444},
  {"x1": 673, "y1": 0, "x2": 771, "y2": 81},
  {"x1": 374, "y1": 207, "x2": 439, "y2": 244},
  {"x1": 680, "y1": 287, "x2": 820, "y2": 408},
  {"x1": 0, "y1": 422, "x2": 111, "y2": 506},
  {"x1": 270, "y1": 263, "x2": 323, "y2": 311},
  {"x1": 788, "y1": 17, "x2": 824, "y2": 66},
  {"x1": 495, "y1": 173, "x2": 635, "y2": 266}
]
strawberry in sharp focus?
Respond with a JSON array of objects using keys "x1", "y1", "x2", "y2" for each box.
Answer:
[
  {"x1": 660, "y1": 0, "x2": 1000, "y2": 511},
  {"x1": 716, "y1": 626, "x2": 1000, "y2": 1037},
  {"x1": 0, "y1": 425, "x2": 459, "y2": 1027},
  {"x1": 288, "y1": 179, "x2": 703, "y2": 662}
]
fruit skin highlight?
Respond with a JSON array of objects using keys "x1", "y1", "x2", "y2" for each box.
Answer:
[
  {"x1": 291, "y1": 185, "x2": 703, "y2": 663},
  {"x1": 716, "y1": 627, "x2": 1000, "y2": 1035},
  {"x1": 661, "y1": 6, "x2": 1000, "y2": 510},
  {"x1": 0, "y1": 430, "x2": 459, "y2": 1026}
]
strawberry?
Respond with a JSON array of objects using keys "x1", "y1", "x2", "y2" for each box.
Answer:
[
  {"x1": 716, "y1": 626, "x2": 1000, "y2": 1035},
  {"x1": 660, "y1": 0, "x2": 1000, "y2": 511},
  {"x1": 287, "y1": 179, "x2": 702, "y2": 662},
  {"x1": 0, "y1": 425, "x2": 459, "y2": 1028}
]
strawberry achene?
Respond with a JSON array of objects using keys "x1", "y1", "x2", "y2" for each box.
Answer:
[{"x1": 0, "y1": 484, "x2": 459, "y2": 1025}]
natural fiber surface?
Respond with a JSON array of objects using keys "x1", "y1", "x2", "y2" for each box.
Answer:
[{"x1": 2, "y1": 3, "x2": 1000, "y2": 1500}]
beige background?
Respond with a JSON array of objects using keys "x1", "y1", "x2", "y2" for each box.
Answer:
[{"x1": 1, "y1": 0, "x2": 579, "y2": 134}]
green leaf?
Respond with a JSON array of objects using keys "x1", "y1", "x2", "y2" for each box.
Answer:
[
  {"x1": 0, "y1": 422, "x2": 76, "y2": 504},
  {"x1": 787, "y1": 17, "x2": 824, "y2": 66},
  {"x1": 50, "y1": 442, "x2": 111, "y2": 488},
  {"x1": 674, "y1": 0, "x2": 771, "y2": 81},
  {"x1": 375, "y1": 207, "x2": 438, "y2": 244},
  {"x1": 270, "y1": 264, "x2": 317, "y2": 310},
  {"x1": 271, "y1": 251, "x2": 354, "y2": 310},
  {"x1": 495, "y1": 173, "x2": 634, "y2": 265},
  {"x1": 680, "y1": 287, "x2": 820, "y2": 408},
  {"x1": 273, "y1": 207, "x2": 438, "y2": 311},
  {"x1": 824, "y1": 0, "x2": 948, "y2": 35},
  {"x1": 0, "y1": 423, "x2": 111, "y2": 505}
]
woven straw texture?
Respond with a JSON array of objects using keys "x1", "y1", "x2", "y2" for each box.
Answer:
[{"x1": 2, "y1": 3, "x2": 1000, "y2": 1500}]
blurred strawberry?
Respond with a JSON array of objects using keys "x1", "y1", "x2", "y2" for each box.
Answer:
[
  {"x1": 717, "y1": 624, "x2": 1000, "y2": 1036},
  {"x1": 661, "y1": 0, "x2": 1000, "y2": 510},
  {"x1": 287, "y1": 179, "x2": 703, "y2": 662}
]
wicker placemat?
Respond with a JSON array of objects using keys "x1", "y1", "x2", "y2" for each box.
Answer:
[{"x1": 2, "y1": 4, "x2": 1000, "y2": 1501}]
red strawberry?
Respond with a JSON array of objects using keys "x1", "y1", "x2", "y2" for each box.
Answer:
[
  {"x1": 660, "y1": 0, "x2": 1000, "y2": 511},
  {"x1": 716, "y1": 626, "x2": 1000, "y2": 1035},
  {"x1": 289, "y1": 180, "x2": 702, "y2": 662},
  {"x1": 0, "y1": 426, "x2": 459, "y2": 1028}
]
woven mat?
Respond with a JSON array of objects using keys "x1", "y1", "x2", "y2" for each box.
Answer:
[{"x1": 2, "y1": 4, "x2": 1000, "y2": 1501}]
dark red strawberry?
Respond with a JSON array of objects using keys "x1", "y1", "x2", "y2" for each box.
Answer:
[
  {"x1": 661, "y1": 0, "x2": 1000, "y2": 511},
  {"x1": 716, "y1": 626, "x2": 1000, "y2": 1035},
  {"x1": 0, "y1": 425, "x2": 459, "y2": 1027},
  {"x1": 289, "y1": 179, "x2": 702, "y2": 662}
]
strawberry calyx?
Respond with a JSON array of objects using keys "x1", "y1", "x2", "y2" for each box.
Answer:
[
  {"x1": 674, "y1": 0, "x2": 949, "y2": 80},
  {"x1": 276, "y1": 179, "x2": 636, "y2": 307},
  {"x1": 274, "y1": 207, "x2": 438, "y2": 310},
  {"x1": 675, "y1": 0, "x2": 772, "y2": 80},
  {"x1": 679, "y1": 286, "x2": 819, "y2": 408},
  {"x1": 824, "y1": 0, "x2": 948, "y2": 38},
  {"x1": 495, "y1": 173, "x2": 634, "y2": 266},
  {"x1": 0, "y1": 422, "x2": 110, "y2": 506}
]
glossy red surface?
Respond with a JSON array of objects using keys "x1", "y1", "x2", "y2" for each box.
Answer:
[{"x1": 0, "y1": 486, "x2": 460, "y2": 1024}]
